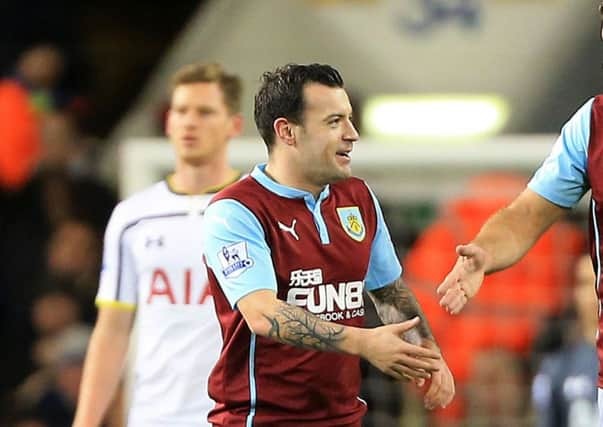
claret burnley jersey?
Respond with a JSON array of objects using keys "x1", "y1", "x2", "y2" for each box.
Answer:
[
  {"x1": 527, "y1": 97, "x2": 603, "y2": 390},
  {"x1": 96, "y1": 177, "x2": 237, "y2": 427},
  {"x1": 203, "y1": 164, "x2": 402, "y2": 427}
]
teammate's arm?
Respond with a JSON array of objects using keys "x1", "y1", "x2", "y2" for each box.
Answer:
[
  {"x1": 73, "y1": 306, "x2": 134, "y2": 427},
  {"x1": 437, "y1": 189, "x2": 568, "y2": 314},
  {"x1": 237, "y1": 289, "x2": 440, "y2": 382},
  {"x1": 466, "y1": 189, "x2": 566, "y2": 274},
  {"x1": 438, "y1": 96, "x2": 591, "y2": 314}
]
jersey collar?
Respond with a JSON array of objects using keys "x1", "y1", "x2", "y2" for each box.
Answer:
[
  {"x1": 251, "y1": 163, "x2": 331, "y2": 202},
  {"x1": 165, "y1": 171, "x2": 242, "y2": 196}
]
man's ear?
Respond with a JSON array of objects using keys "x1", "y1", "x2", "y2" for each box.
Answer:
[{"x1": 273, "y1": 117, "x2": 296, "y2": 146}]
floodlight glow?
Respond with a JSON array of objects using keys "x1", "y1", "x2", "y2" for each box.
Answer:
[{"x1": 363, "y1": 95, "x2": 509, "y2": 140}]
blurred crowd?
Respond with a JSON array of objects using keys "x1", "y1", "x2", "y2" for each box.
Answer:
[
  {"x1": 0, "y1": 44, "x2": 117, "y2": 427},
  {"x1": 0, "y1": 44, "x2": 598, "y2": 427}
]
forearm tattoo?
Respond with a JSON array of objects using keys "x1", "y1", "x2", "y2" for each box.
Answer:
[
  {"x1": 368, "y1": 277, "x2": 433, "y2": 343},
  {"x1": 263, "y1": 300, "x2": 345, "y2": 351}
]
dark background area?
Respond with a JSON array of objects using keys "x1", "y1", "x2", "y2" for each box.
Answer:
[{"x1": 1, "y1": 0, "x2": 203, "y2": 137}]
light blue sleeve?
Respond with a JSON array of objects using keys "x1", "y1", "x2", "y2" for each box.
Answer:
[
  {"x1": 363, "y1": 184, "x2": 403, "y2": 291},
  {"x1": 527, "y1": 98, "x2": 592, "y2": 208},
  {"x1": 203, "y1": 199, "x2": 277, "y2": 308}
]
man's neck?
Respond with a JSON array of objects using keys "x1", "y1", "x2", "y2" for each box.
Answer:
[
  {"x1": 264, "y1": 160, "x2": 322, "y2": 198},
  {"x1": 170, "y1": 160, "x2": 237, "y2": 194}
]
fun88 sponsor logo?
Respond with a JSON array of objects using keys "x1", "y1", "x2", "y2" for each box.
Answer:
[{"x1": 286, "y1": 268, "x2": 364, "y2": 321}]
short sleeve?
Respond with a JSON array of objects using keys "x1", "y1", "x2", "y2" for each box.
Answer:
[
  {"x1": 363, "y1": 183, "x2": 403, "y2": 291},
  {"x1": 203, "y1": 199, "x2": 278, "y2": 308},
  {"x1": 528, "y1": 98, "x2": 592, "y2": 208},
  {"x1": 95, "y1": 203, "x2": 138, "y2": 310}
]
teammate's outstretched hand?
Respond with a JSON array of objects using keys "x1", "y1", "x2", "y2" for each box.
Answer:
[
  {"x1": 361, "y1": 317, "x2": 440, "y2": 382},
  {"x1": 437, "y1": 243, "x2": 488, "y2": 314}
]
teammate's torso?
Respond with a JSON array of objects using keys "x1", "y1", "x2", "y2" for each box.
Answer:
[
  {"x1": 208, "y1": 176, "x2": 377, "y2": 426},
  {"x1": 586, "y1": 95, "x2": 603, "y2": 388}
]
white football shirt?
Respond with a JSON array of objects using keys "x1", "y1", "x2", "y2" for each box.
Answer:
[{"x1": 96, "y1": 178, "x2": 233, "y2": 427}]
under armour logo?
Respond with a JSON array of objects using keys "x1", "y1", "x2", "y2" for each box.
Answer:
[
  {"x1": 278, "y1": 219, "x2": 299, "y2": 241},
  {"x1": 145, "y1": 235, "x2": 164, "y2": 248}
]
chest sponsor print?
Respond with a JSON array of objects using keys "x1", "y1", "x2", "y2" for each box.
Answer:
[{"x1": 286, "y1": 268, "x2": 365, "y2": 321}]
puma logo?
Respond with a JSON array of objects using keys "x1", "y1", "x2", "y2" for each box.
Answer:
[{"x1": 278, "y1": 219, "x2": 299, "y2": 241}]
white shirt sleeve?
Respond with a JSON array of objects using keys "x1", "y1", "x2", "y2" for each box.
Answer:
[{"x1": 96, "y1": 202, "x2": 138, "y2": 309}]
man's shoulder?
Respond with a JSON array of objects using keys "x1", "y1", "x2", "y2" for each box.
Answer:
[
  {"x1": 111, "y1": 181, "x2": 181, "y2": 226},
  {"x1": 210, "y1": 175, "x2": 261, "y2": 204},
  {"x1": 331, "y1": 177, "x2": 371, "y2": 199},
  {"x1": 118, "y1": 180, "x2": 167, "y2": 206}
]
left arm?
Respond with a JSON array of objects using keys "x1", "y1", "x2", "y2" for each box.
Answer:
[
  {"x1": 368, "y1": 276, "x2": 433, "y2": 346},
  {"x1": 363, "y1": 182, "x2": 454, "y2": 408},
  {"x1": 369, "y1": 277, "x2": 455, "y2": 410},
  {"x1": 363, "y1": 184, "x2": 433, "y2": 344}
]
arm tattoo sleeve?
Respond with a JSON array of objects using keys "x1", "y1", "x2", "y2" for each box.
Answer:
[
  {"x1": 262, "y1": 300, "x2": 346, "y2": 352},
  {"x1": 368, "y1": 277, "x2": 433, "y2": 343}
]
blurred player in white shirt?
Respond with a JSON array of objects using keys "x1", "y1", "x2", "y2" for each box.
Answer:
[{"x1": 73, "y1": 63, "x2": 243, "y2": 427}]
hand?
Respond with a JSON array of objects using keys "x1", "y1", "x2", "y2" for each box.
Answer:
[
  {"x1": 361, "y1": 317, "x2": 441, "y2": 382},
  {"x1": 421, "y1": 342, "x2": 455, "y2": 410},
  {"x1": 437, "y1": 243, "x2": 488, "y2": 314}
]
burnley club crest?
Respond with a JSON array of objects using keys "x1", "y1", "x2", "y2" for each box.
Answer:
[{"x1": 336, "y1": 206, "x2": 365, "y2": 242}]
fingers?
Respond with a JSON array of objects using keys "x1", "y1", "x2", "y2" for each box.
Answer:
[
  {"x1": 391, "y1": 316, "x2": 420, "y2": 332},
  {"x1": 424, "y1": 364, "x2": 455, "y2": 410},
  {"x1": 384, "y1": 349, "x2": 442, "y2": 382},
  {"x1": 424, "y1": 372, "x2": 442, "y2": 410},
  {"x1": 438, "y1": 287, "x2": 468, "y2": 315},
  {"x1": 397, "y1": 353, "x2": 440, "y2": 372},
  {"x1": 414, "y1": 377, "x2": 426, "y2": 387},
  {"x1": 384, "y1": 367, "x2": 407, "y2": 382},
  {"x1": 456, "y1": 244, "x2": 476, "y2": 257},
  {"x1": 402, "y1": 344, "x2": 441, "y2": 361},
  {"x1": 436, "y1": 255, "x2": 465, "y2": 296},
  {"x1": 436, "y1": 271, "x2": 457, "y2": 296},
  {"x1": 386, "y1": 364, "x2": 432, "y2": 382},
  {"x1": 456, "y1": 244, "x2": 487, "y2": 272},
  {"x1": 437, "y1": 256, "x2": 472, "y2": 314}
]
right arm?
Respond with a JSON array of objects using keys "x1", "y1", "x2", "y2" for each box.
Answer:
[
  {"x1": 469, "y1": 188, "x2": 567, "y2": 273},
  {"x1": 437, "y1": 189, "x2": 567, "y2": 314},
  {"x1": 74, "y1": 202, "x2": 137, "y2": 427},
  {"x1": 438, "y1": 97, "x2": 593, "y2": 314},
  {"x1": 237, "y1": 289, "x2": 440, "y2": 381},
  {"x1": 73, "y1": 306, "x2": 134, "y2": 427}
]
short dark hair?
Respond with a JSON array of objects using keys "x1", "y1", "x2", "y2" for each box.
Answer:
[
  {"x1": 170, "y1": 63, "x2": 242, "y2": 113},
  {"x1": 254, "y1": 63, "x2": 344, "y2": 150}
]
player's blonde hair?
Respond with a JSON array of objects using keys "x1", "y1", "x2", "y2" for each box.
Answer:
[{"x1": 170, "y1": 63, "x2": 242, "y2": 114}]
